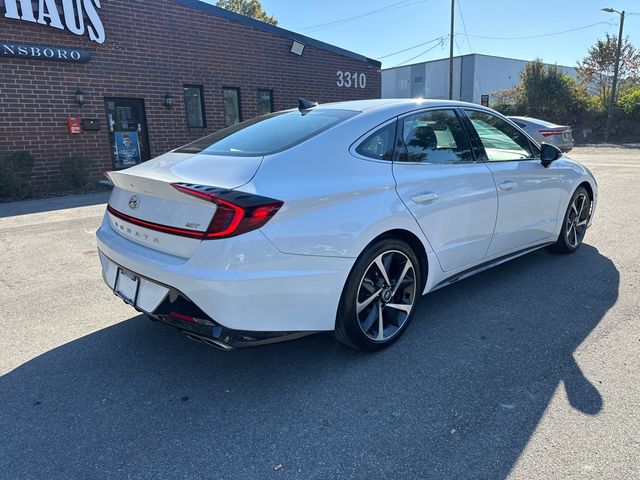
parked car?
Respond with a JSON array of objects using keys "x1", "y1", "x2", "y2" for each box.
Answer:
[
  {"x1": 508, "y1": 116, "x2": 574, "y2": 152},
  {"x1": 97, "y1": 99, "x2": 597, "y2": 351}
]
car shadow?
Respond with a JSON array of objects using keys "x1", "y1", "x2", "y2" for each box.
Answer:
[{"x1": 0, "y1": 245, "x2": 618, "y2": 479}]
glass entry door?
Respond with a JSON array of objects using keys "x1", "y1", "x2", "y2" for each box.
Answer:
[{"x1": 105, "y1": 98, "x2": 150, "y2": 169}]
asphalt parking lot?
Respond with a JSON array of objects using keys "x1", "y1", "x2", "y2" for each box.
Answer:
[{"x1": 0, "y1": 145, "x2": 638, "y2": 479}]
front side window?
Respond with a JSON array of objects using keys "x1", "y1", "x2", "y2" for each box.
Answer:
[
  {"x1": 355, "y1": 122, "x2": 396, "y2": 161},
  {"x1": 396, "y1": 109, "x2": 473, "y2": 164},
  {"x1": 257, "y1": 89, "x2": 274, "y2": 116},
  {"x1": 175, "y1": 109, "x2": 358, "y2": 156},
  {"x1": 183, "y1": 85, "x2": 206, "y2": 128},
  {"x1": 465, "y1": 110, "x2": 538, "y2": 161},
  {"x1": 223, "y1": 87, "x2": 242, "y2": 127}
]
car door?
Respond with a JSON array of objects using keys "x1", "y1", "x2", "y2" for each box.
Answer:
[
  {"x1": 462, "y1": 109, "x2": 565, "y2": 257},
  {"x1": 392, "y1": 108, "x2": 497, "y2": 272}
]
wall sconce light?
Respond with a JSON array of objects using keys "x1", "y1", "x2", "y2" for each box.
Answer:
[
  {"x1": 75, "y1": 87, "x2": 85, "y2": 108},
  {"x1": 163, "y1": 92, "x2": 174, "y2": 110},
  {"x1": 291, "y1": 41, "x2": 305, "y2": 56}
]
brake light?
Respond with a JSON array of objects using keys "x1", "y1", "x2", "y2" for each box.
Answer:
[
  {"x1": 172, "y1": 183, "x2": 283, "y2": 239},
  {"x1": 539, "y1": 129, "x2": 565, "y2": 137}
]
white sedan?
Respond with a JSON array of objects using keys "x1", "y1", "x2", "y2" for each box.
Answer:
[{"x1": 97, "y1": 99, "x2": 597, "y2": 351}]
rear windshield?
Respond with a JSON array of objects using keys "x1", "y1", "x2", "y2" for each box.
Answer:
[{"x1": 176, "y1": 109, "x2": 358, "y2": 156}]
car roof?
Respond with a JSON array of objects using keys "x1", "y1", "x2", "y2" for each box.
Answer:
[{"x1": 314, "y1": 98, "x2": 491, "y2": 117}]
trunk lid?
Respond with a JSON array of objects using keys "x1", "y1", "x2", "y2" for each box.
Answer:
[
  {"x1": 539, "y1": 126, "x2": 572, "y2": 141},
  {"x1": 112, "y1": 150, "x2": 264, "y2": 191},
  {"x1": 106, "y1": 150, "x2": 263, "y2": 258}
]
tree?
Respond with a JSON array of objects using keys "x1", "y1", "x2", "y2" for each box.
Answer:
[
  {"x1": 492, "y1": 59, "x2": 590, "y2": 124},
  {"x1": 216, "y1": 0, "x2": 278, "y2": 25},
  {"x1": 577, "y1": 34, "x2": 640, "y2": 110}
]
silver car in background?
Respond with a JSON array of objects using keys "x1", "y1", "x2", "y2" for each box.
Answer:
[{"x1": 509, "y1": 116, "x2": 574, "y2": 152}]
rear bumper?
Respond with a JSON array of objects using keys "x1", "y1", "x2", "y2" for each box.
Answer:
[
  {"x1": 96, "y1": 214, "x2": 354, "y2": 334},
  {"x1": 549, "y1": 138, "x2": 574, "y2": 152},
  {"x1": 99, "y1": 254, "x2": 313, "y2": 349}
]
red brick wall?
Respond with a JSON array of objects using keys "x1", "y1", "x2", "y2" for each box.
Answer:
[{"x1": 0, "y1": 0, "x2": 381, "y2": 191}]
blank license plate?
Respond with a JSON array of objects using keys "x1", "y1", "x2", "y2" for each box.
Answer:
[{"x1": 115, "y1": 268, "x2": 139, "y2": 305}]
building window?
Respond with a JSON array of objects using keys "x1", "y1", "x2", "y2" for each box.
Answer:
[
  {"x1": 183, "y1": 85, "x2": 206, "y2": 128},
  {"x1": 257, "y1": 89, "x2": 274, "y2": 116},
  {"x1": 223, "y1": 87, "x2": 242, "y2": 127}
]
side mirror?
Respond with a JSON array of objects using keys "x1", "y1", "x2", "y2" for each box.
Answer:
[{"x1": 540, "y1": 143, "x2": 562, "y2": 167}]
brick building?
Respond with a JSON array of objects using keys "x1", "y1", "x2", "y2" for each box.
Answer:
[{"x1": 0, "y1": 0, "x2": 381, "y2": 190}]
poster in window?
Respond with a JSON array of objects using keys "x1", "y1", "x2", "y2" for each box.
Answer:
[{"x1": 115, "y1": 131, "x2": 141, "y2": 166}]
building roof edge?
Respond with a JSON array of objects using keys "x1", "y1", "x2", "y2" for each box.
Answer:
[
  {"x1": 382, "y1": 52, "x2": 575, "y2": 71},
  {"x1": 175, "y1": 0, "x2": 381, "y2": 68}
]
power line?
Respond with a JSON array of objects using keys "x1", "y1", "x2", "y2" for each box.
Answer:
[
  {"x1": 391, "y1": 38, "x2": 447, "y2": 68},
  {"x1": 456, "y1": 21, "x2": 617, "y2": 41},
  {"x1": 454, "y1": 35, "x2": 463, "y2": 55},
  {"x1": 377, "y1": 35, "x2": 448, "y2": 59},
  {"x1": 300, "y1": 0, "x2": 428, "y2": 33},
  {"x1": 301, "y1": 0, "x2": 409, "y2": 31},
  {"x1": 456, "y1": 0, "x2": 472, "y2": 53}
]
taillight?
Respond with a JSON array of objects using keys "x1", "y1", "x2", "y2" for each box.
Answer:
[
  {"x1": 169, "y1": 311, "x2": 197, "y2": 323},
  {"x1": 539, "y1": 129, "x2": 564, "y2": 137},
  {"x1": 172, "y1": 183, "x2": 283, "y2": 239}
]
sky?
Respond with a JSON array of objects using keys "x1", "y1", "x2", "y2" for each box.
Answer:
[{"x1": 201, "y1": 0, "x2": 640, "y2": 69}]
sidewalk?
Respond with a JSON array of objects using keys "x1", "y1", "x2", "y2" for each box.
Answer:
[{"x1": 0, "y1": 191, "x2": 111, "y2": 219}]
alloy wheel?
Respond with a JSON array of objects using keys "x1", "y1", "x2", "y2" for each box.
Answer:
[
  {"x1": 566, "y1": 192, "x2": 590, "y2": 248},
  {"x1": 356, "y1": 250, "x2": 416, "y2": 342}
]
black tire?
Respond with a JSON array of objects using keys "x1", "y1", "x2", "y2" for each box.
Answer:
[
  {"x1": 334, "y1": 238, "x2": 422, "y2": 351},
  {"x1": 549, "y1": 186, "x2": 591, "y2": 254}
]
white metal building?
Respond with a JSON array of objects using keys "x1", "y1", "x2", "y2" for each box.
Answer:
[{"x1": 382, "y1": 53, "x2": 578, "y2": 105}]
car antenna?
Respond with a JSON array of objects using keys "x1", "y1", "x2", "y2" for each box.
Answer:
[{"x1": 298, "y1": 98, "x2": 318, "y2": 112}]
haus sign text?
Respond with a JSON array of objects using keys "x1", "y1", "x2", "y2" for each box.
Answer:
[{"x1": 2, "y1": 0, "x2": 105, "y2": 44}]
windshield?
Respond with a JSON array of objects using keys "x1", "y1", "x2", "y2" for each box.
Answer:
[{"x1": 176, "y1": 109, "x2": 359, "y2": 156}]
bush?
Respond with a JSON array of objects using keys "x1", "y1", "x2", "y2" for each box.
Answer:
[
  {"x1": 61, "y1": 156, "x2": 91, "y2": 189},
  {"x1": 0, "y1": 151, "x2": 34, "y2": 199},
  {"x1": 619, "y1": 85, "x2": 640, "y2": 116}
]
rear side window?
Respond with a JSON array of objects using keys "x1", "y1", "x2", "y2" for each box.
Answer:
[
  {"x1": 355, "y1": 122, "x2": 397, "y2": 161},
  {"x1": 396, "y1": 109, "x2": 474, "y2": 164},
  {"x1": 176, "y1": 109, "x2": 358, "y2": 156}
]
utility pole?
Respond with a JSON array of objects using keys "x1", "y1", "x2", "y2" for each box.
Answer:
[
  {"x1": 602, "y1": 8, "x2": 625, "y2": 142},
  {"x1": 448, "y1": 0, "x2": 455, "y2": 100}
]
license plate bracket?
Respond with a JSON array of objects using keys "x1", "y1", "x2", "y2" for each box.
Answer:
[{"x1": 114, "y1": 267, "x2": 140, "y2": 306}]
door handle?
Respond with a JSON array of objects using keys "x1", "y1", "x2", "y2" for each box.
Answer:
[
  {"x1": 411, "y1": 192, "x2": 439, "y2": 204},
  {"x1": 498, "y1": 180, "x2": 517, "y2": 191}
]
